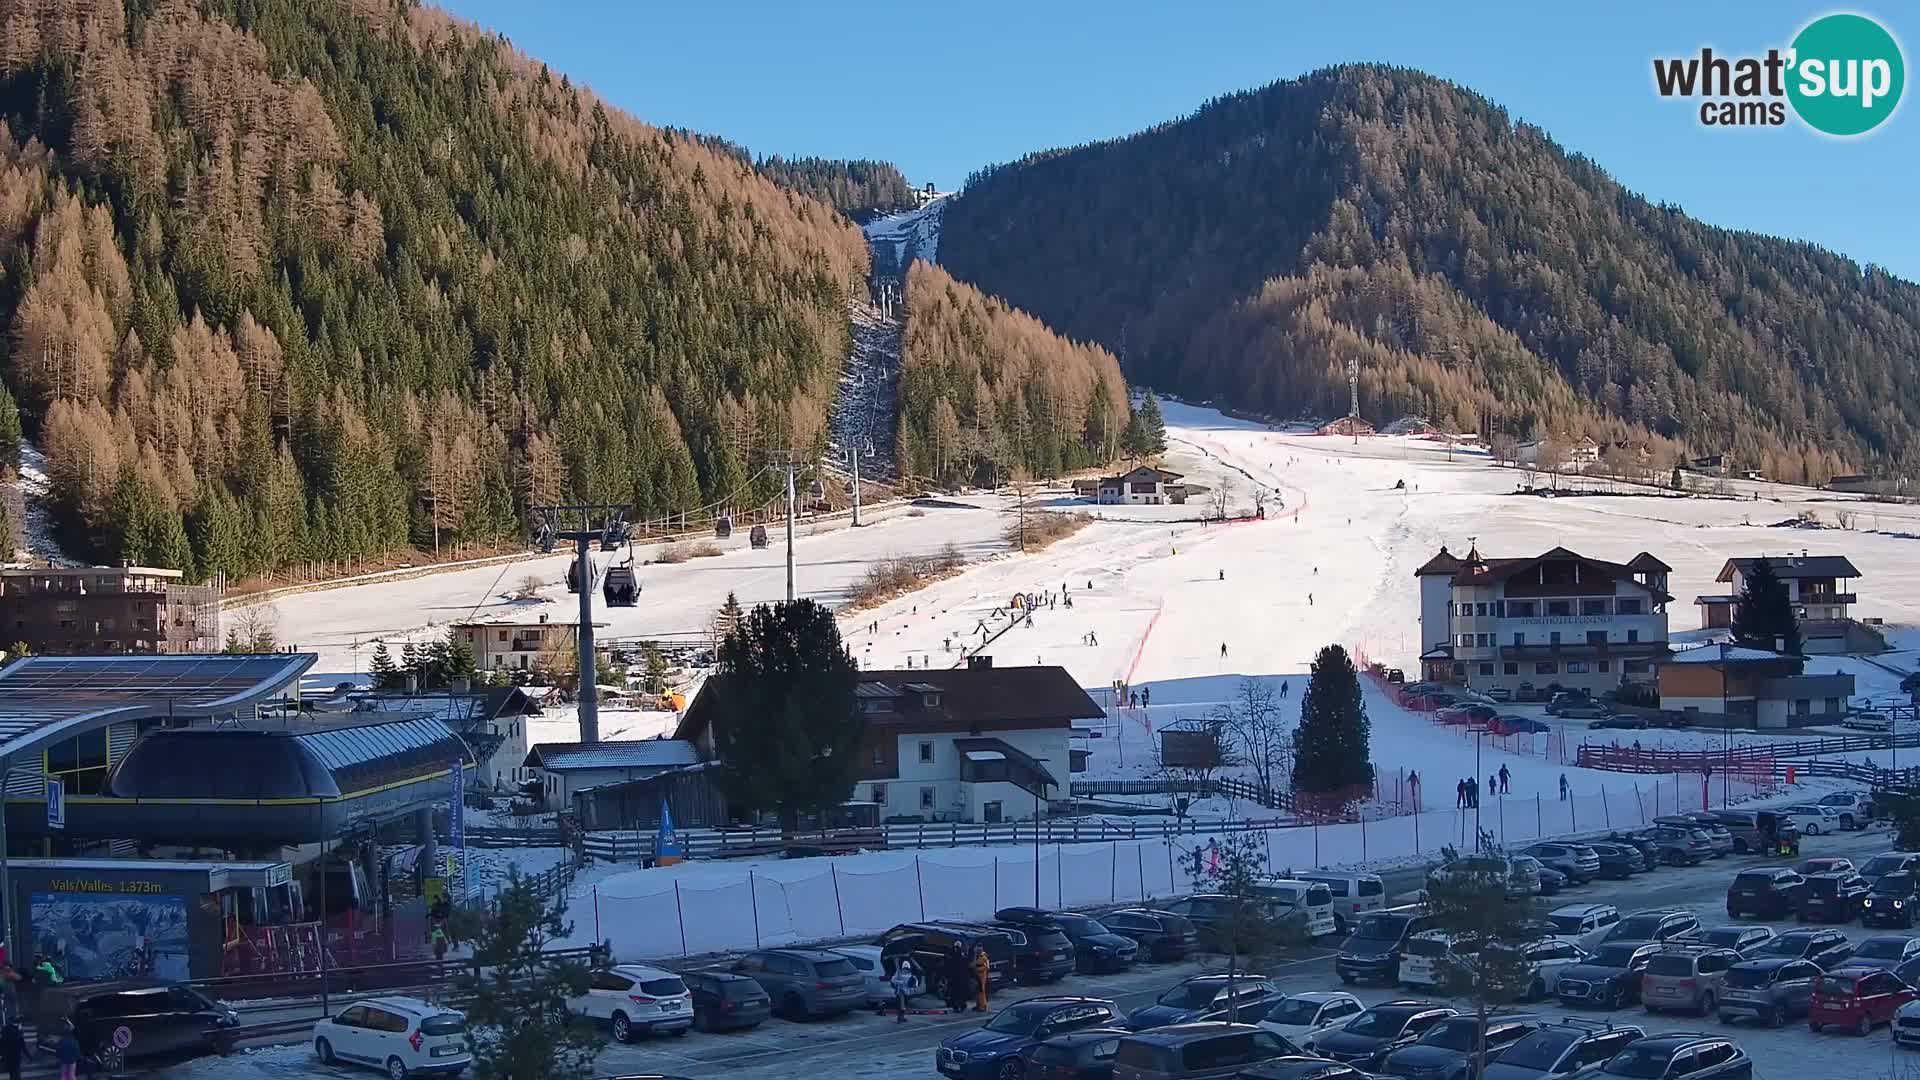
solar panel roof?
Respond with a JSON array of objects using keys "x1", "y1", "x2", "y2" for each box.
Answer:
[{"x1": 0, "y1": 653, "x2": 315, "y2": 758}]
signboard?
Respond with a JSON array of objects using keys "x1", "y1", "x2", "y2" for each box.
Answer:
[
  {"x1": 449, "y1": 760, "x2": 465, "y2": 850},
  {"x1": 264, "y1": 864, "x2": 292, "y2": 889},
  {"x1": 45, "y1": 778, "x2": 64, "y2": 831},
  {"x1": 111, "y1": 1026, "x2": 133, "y2": 1050}
]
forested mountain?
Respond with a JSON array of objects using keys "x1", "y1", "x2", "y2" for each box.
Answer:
[
  {"x1": 0, "y1": 0, "x2": 870, "y2": 580},
  {"x1": 750, "y1": 157, "x2": 916, "y2": 220},
  {"x1": 940, "y1": 64, "x2": 1920, "y2": 484},
  {"x1": 896, "y1": 261, "x2": 1127, "y2": 487}
]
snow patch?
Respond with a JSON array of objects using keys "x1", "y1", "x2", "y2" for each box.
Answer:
[{"x1": 11, "y1": 439, "x2": 78, "y2": 566}]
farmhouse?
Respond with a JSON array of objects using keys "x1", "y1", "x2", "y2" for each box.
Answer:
[
  {"x1": 1655, "y1": 643, "x2": 1855, "y2": 730},
  {"x1": 522, "y1": 738, "x2": 700, "y2": 807},
  {"x1": 1079, "y1": 466, "x2": 1187, "y2": 505}
]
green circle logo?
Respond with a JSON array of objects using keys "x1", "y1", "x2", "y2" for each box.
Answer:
[{"x1": 1787, "y1": 13, "x2": 1905, "y2": 136}]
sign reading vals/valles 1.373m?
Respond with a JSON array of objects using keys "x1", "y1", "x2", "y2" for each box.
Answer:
[{"x1": 1653, "y1": 12, "x2": 1906, "y2": 135}]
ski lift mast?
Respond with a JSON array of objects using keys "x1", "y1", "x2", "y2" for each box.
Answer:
[{"x1": 531, "y1": 503, "x2": 630, "y2": 743}]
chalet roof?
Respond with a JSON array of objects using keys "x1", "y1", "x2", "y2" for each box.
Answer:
[
  {"x1": 1626, "y1": 552, "x2": 1673, "y2": 573},
  {"x1": 1662, "y1": 644, "x2": 1795, "y2": 665},
  {"x1": 525, "y1": 738, "x2": 699, "y2": 772},
  {"x1": 1449, "y1": 547, "x2": 1676, "y2": 601},
  {"x1": 1716, "y1": 556, "x2": 1861, "y2": 582},
  {"x1": 1101, "y1": 466, "x2": 1184, "y2": 485},
  {"x1": 1414, "y1": 546, "x2": 1463, "y2": 577}
]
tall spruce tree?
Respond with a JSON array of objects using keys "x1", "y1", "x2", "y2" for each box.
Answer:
[
  {"x1": 705, "y1": 599, "x2": 865, "y2": 829},
  {"x1": 368, "y1": 641, "x2": 400, "y2": 689},
  {"x1": 1425, "y1": 840, "x2": 1544, "y2": 1075},
  {"x1": 1137, "y1": 390, "x2": 1168, "y2": 457},
  {"x1": 1732, "y1": 557, "x2": 1802, "y2": 655},
  {"x1": 1293, "y1": 644, "x2": 1373, "y2": 794}
]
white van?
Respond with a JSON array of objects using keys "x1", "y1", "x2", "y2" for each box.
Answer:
[
  {"x1": 1253, "y1": 879, "x2": 1337, "y2": 938},
  {"x1": 1296, "y1": 873, "x2": 1387, "y2": 933},
  {"x1": 1545, "y1": 903, "x2": 1620, "y2": 944},
  {"x1": 312, "y1": 997, "x2": 470, "y2": 1078},
  {"x1": 1398, "y1": 931, "x2": 1478, "y2": 990}
]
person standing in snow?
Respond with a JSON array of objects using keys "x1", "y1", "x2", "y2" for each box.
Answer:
[
  {"x1": 1498, "y1": 764, "x2": 1510, "y2": 794},
  {"x1": 1456, "y1": 778, "x2": 1467, "y2": 809},
  {"x1": 943, "y1": 944, "x2": 971, "y2": 1012},
  {"x1": 1559, "y1": 774, "x2": 1570, "y2": 801},
  {"x1": 1220, "y1": 643, "x2": 1228, "y2": 658},
  {"x1": 889, "y1": 957, "x2": 918, "y2": 1022},
  {"x1": 0, "y1": 1022, "x2": 26, "y2": 1080},
  {"x1": 971, "y1": 946, "x2": 991, "y2": 1012},
  {"x1": 1142, "y1": 687, "x2": 1150, "y2": 707},
  {"x1": 1488, "y1": 773, "x2": 1498, "y2": 801}
]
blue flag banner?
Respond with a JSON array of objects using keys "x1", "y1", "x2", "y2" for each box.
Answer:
[
  {"x1": 656, "y1": 798, "x2": 684, "y2": 866},
  {"x1": 450, "y1": 760, "x2": 465, "y2": 850}
]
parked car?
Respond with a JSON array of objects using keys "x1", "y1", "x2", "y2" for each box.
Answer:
[
  {"x1": 1102, "y1": 909, "x2": 1200, "y2": 962},
  {"x1": 937, "y1": 996, "x2": 1121, "y2": 1080},
  {"x1": 1726, "y1": 868, "x2": 1803, "y2": 920},
  {"x1": 1717, "y1": 959, "x2": 1822, "y2": 1027},
  {"x1": 1235, "y1": 1059, "x2": 1382, "y2": 1080},
  {"x1": 1426, "y1": 855, "x2": 1539, "y2": 900},
  {"x1": 568, "y1": 964, "x2": 693, "y2": 1042},
  {"x1": 1295, "y1": 872, "x2": 1388, "y2": 934},
  {"x1": 1111, "y1": 1022, "x2": 1299, "y2": 1080},
  {"x1": 1302, "y1": 1000, "x2": 1455, "y2": 1070},
  {"x1": 1775, "y1": 804, "x2": 1843, "y2": 835},
  {"x1": 732, "y1": 948, "x2": 866, "y2": 1020},
  {"x1": 1478, "y1": 1020, "x2": 1644, "y2": 1080},
  {"x1": 1397, "y1": 931, "x2": 1479, "y2": 992},
  {"x1": 1809, "y1": 966, "x2": 1918, "y2": 1034},
  {"x1": 1545, "y1": 904, "x2": 1619, "y2": 943},
  {"x1": 1021, "y1": 1028, "x2": 1130, "y2": 1080},
  {"x1": 1162, "y1": 894, "x2": 1286, "y2": 953},
  {"x1": 1592, "y1": 909, "x2": 1700, "y2": 949},
  {"x1": 1581, "y1": 1033, "x2": 1751, "y2": 1079},
  {"x1": 1121, "y1": 974, "x2": 1279, "y2": 1031},
  {"x1": 1603, "y1": 830, "x2": 1665, "y2": 867},
  {"x1": 1751, "y1": 928, "x2": 1854, "y2": 970},
  {"x1": 36, "y1": 983, "x2": 240, "y2": 1069},
  {"x1": 1248, "y1": 993, "x2": 1363, "y2": 1042},
  {"x1": 1641, "y1": 944, "x2": 1741, "y2": 1015},
  {"x1": 1248, "y1": 880, "x2": 1339, "y2": 938},
  {"x1": 1521, "y1": 842, "x2": 1599, "y2": 884},
  {"x1": 1336, "y1": 911, "x2": 1435, "y2": 985},
  {"x1": 1797, "y1": 872, "x2": 1871, "y2": 923},
  {"x1": 1896, "y1": 999, "x2": 1920, "y2": 1048},
  {"x1": 1587, "y1": 713, "x2": 1647, "y2": 729},
  {"x1": 1655, "y1": 815, "x2": 1734, "y2": 856},
  {"x1": 1861, "y1": 852, "x2": 1920, "y2": 882},
  {"x1": 1697, "y1": 925, "x2": 1776, "y2": 958},
  {"x1": 1845, "y1": 935, "x2": 1920, "y2": 973},
  {"x1": 1488, "y1": 715, "x2": 1550, "y2": 736},
  {"x1": 1513, "y1": 856, "x2": 1565, "y2": 896},
  {"x1": 1378, "y1": 1013, "x2": 1544, "y2": 1080},
  {"x1": 1706, "y1": 809, "x2": 1793, "y2": 854},
  {"x1": 980, "y1": 922, "x2": 1077, "y2": 984},
  {"x1": 998, "y1": 903, "x2": 1128, "y2": 972},
  {"x1": 876, "y1": 923, "x2": 1017, "y2": 994},
  {"x1": 1862, "y1": 872, "x2": 1920, "y2": 928},
  {"x1": 1485, "y1": 687, "x2": 1513, "y2": 703},
  {"x1": 1488, "y1": 937, "x2": 1588, "y2": 1000},
  {"x1": 680, "y1": 969, "x2": 772, "y2": 1032},
  {"x1": 1800, "y1": 857, "x2": 1856, "y2": 876},
  {"x1": 827, "y1": 945, "x2": 926, "y2": 1006},
  {"x1": 1554, "y1": 942, "x2": 1659, "y2": 1009},
  {"x1": 311, "y1": 997, "x2": 469, "y2": 1079},
  {"x1": 1641, "y1": 826, "x2": 1713, "y2": 866},
  {"x1": 1819, "y1": 791, "x2": 1875, "y2": 829},
  {"x1": 1585, "y1": 842, "x2": 1646, "y2": 879},
  {"x1": 1546, "y1": 692, "x2": 1593, "y2": 715}
]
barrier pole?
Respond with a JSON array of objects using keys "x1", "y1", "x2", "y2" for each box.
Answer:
[
  {"x1": 831, "y1": 863, "x2": 846, "y2": 936},
  {"x1": 1602, "y1": 788, "x2": 1612, "y2": 827},
  {"x1": 916, "y1": 856, "x2": 926, "y2": 920},
  {"x1": 1137, "y1": 844, "x2": 1146, "y2": 901},
  {"x1": 674, "y1": 881, "x2": 688, "y2": 956},
  {"x1": 749, "y1": 870, "x2": 761, "y2": 947},
  {"x1": 1167, "y1": 840, "x2": 1175, "y2": 891},
  {"x1": 993, "y1": 858, "x2": 999, "y2": 910},
  {"x1": 1313, "y1": 823, "x2": 1320, "y2": 868},
  {"x1": 1111, "y1": 843, "x2": 1119, "y2": 902},
  {"x1": 1361, "y1": 817, "x2": 1367, "y2": 862},
  {"x1": 1536, "y1": 795, "x2": 1543, "y2": 837},
  {"x1": 1056, "y1": 844, "x2": 1064, "y2": 907}
]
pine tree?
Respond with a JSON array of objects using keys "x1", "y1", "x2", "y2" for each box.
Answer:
[
  {"x1": 1732, "y1": 557, "x2": 1802, "y2": 655},
  {"x1": 1294, "y1": 644, "x2": 1373, "y2": 795},
  {"x1": 369, "y1": 640, "x2": 400, "y2": 690},
  {"x1": 447, "y1": 629, "x2": 478, "y2": 684},
  {"x1": 0, "y1": 381, "x2": 20, "y2": 468},
  {"x1": 455, "y1": 872, "x2": 603, "y2": 1080},
  {"x1": 1425, "y1": 841, "x2": 1545, "y2": 1075},
  {"x1": 401, "y1": 641, "x2": 421, "y2": 685},
  {"x1": 1137, "y1": 390, "x2": 1168, "y2": 456}
]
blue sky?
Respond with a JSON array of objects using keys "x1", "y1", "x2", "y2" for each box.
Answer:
[{"x1": 442, "y1": 1, "x2": 1916, "y2": 281}]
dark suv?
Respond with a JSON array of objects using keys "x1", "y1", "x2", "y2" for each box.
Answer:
[
  {"x1": 34, "y1": 983, "x2": 240, "y2": 1068},
  {"x1": 1523, "y1": 842, "x2": 1601, "y2": 884},
  {"x1": 1305, "y1": 1000, "x2": 1454, "y2": 1071},
  {"x1": 1336, "y1": 911, "x2": 1435, "y2": 985},
  {"x1": 877, "y1": 923, "x2": 1017, "y2": 995},
  {"x1": 1797, "y1": 872, "x2": 1870, "y2": 923},
  {"x1": 1584, "y1": 1033, "x2": 1751, "y2": 1079},
  {"x1": 937, "y1": 996, "x2": 1120, "y2": 1080},
  {"x1": 1380, "y1": 1014, "x2": 1544, "y2": 1080},
  {"x1": 1101, "y1": 908, "x2": 1200, "y2": 962},
  {"x1": 1753, "y1": 928, "x2": 1854, "y2": 970},
  {"x1": 995, "y1": 908, "x2": 1139, "y2": 973},
  {"x1": 1643, "y1": 826, "x2": 1713, "y2": 866},
  {"x1": 1863, "y1": 873, "x2": 1920, "y2": 928},
  {"x1": 1481, "y1": 1020, "x2": 1645, "y2": 1080},
  {"x1": 985, "y1": 920, "x2": 1077, "y2": 984},
  {"x1": 1726, "y1": 868, "x2": 1803, "y2": 919}
]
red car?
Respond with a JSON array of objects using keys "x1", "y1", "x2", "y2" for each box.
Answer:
[{"x1": 1808, "y1": 966, "x2": 1916, "y2": 1035}]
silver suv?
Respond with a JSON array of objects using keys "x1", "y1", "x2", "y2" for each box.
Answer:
[
  {"x1": 1640, "y1": 944, "x2": 1740, "y2": 1015},
  {"x1": 1716, "y1": 958, "x2": 1821, "y2": 1027}
]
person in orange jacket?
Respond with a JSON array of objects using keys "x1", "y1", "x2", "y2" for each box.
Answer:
[{"x1": 970, "y1": 945, "x2": 990, "y2": 1012}]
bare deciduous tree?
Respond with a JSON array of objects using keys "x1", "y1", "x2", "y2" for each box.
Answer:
[
  {"x1": 1486, "y1": 432, "x2": 1519, "y2": 467},
  {"x1": 1209, "y1": 478, "x2": 1236, "y2": 522},
  {"x1": 1535, "y1": 440, "x2": 1566, "y2": 490},
  {"x1": 1214, "y1": 677, "x2": 1292, "y2": 803}
]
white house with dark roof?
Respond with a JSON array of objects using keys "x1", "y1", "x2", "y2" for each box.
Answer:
[{"x1": 523, "y1": 738, "x2": 700, "y2": 807}]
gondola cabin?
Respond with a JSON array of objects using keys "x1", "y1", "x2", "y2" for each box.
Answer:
[
  {"x1": 749, "y1": 525, "x2": 769, "y2": 549},
  {"x1": 603, "y1": 565, "x2": 638, "y2": 607},
  {"x1": 715, "y1": 515, "x2": 733, "y2": 540},
  {"x1": 566, "y1": 560, "x2": 599, "y2": 594}
]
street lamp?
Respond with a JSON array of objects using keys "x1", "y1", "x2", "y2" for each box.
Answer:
[{"x1": 1473, "y1": 729, "x2": 1485, "y2": 852}]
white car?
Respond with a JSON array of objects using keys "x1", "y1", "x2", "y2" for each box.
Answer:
[
  {"x1": 1496, "y1": 937, "x2": 1589, "y2": 999},
  {"x1": 1897, "y1": 999, "x2": 1920, "y2": 1048},
  {"x1": 1777, "y1": 804, "x2": 1842, "y2": 835},
  {"x1": 1545, "y1": 903, "x2": 1619, "y2": 945},
  {"x1": 1399, "y1": 931, "x2": 1473, "y2": 989},
  {"x1": 827, "y1": 944, "x2": 924, "y2": 1006},
  {"x1": 567, "y1": 963, "x2": 693, "y2": 1041},
  {"x1": 1254, "y1": 991, "x2": 1364, "y2": 1039},
  {"x1": 313, "y1": 997, "x2": 470, "y2": 1080}
]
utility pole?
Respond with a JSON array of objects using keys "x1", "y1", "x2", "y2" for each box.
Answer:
[
  {"x1": 771, "y1": 451, "x2": 799, "y2": 601},
  {"x1": 848, "y1": 444, "x2": 864, "y2": 528},
  {"x1": 531, "y1": 505, "x2": 630, "y2": 743}
]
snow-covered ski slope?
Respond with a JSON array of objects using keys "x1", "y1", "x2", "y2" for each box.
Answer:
[
  {"x1": 862, "y1": 195, "x2": 946, "y2": 275},
  {"x1": 273, "y1": 398, "x2": 1920, "y2": 803}
]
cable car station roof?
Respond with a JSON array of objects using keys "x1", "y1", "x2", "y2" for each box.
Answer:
[{"x1": 0, "y1": 653, "x2": 315, "y2": 761}]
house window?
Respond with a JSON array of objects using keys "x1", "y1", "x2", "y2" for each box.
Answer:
[
  {"x1": 919, "y1": 786, "x2": 936, "y2": 810},
  {"x1": 1513, "y1": 632, "x2": 1526, "y2": 646},
  {"x1": 1794, "y1": 699, "x2": 1811, "y2": 716},
  {"x1": 1624, "y1": 660, "x2": 1649, "y2": 674},
  {"x1": 1626, "y1": 629, "x2": 1640, "y2": 643},
  {"x1": 1507, "y1": 601, "x2": 1536, "y2": 618},
  {"x1": 1451, "y1": 663, "x2": 1465, "y2": 678},
  {"x1": 1597, "y1": 661, "x2": 1611, "y2": 673},
  {"x1": 918, "y1": 741, "x2": 934, "y2": 763},
  {"x1": 1547, "y1": 600, "x2": 1573, "y2": 616},
  {"x1": 1581, "y1": 599, "x2": 1609, "y2": 616},
  {"x1": 1478, "y1": 663, "x2": 1494, "y2": 676},
  {"x1": 1550, "y1": 631, "x2": 1561, "y2": 645},
  {"x1": 872, "y1": 783, "x2": 887, "y2": 804},
  {"x1": 1616, "y1": 597, "x2": 1643, "y2": 615},
  {"x1": 1535, "y1": 662, "x2": 1558, "y2": 675},
  {"x1": 1566, "y1": 662, "x2": 1589, "y2": 674},
  {"x1": 1587, "y1": 630, "x2": 1607, "y2": 645},
  {"x1": 1475, "y1": 603, "x2": 1489, "y2": 617},
  {"x1": 498, "y1": 630, "x2": 509, "y2": 642},
  {"x1": 1503, "y1": 663, "x2": 1519, "y2": 675},
  {"x1": 1458, "y1": 634, "x2": 1473, "y2": 647},
  {"x1": 871, "y1": 745, "x2": 885, "y2": 766},
  {"x1": 1476, "y1": 634, "x2": 1492, "y2": 647}
]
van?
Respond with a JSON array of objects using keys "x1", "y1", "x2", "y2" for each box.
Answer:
[
  {"x1": 1112, "y1": 1022, "x2": 1299, "y2": 1080},
  {"x1": 1295, "y1": 873, "x2": 1386, "y2": 933},
  {"x1": 1250, "y1": 879, "x2": 1337, "y2": 938}
]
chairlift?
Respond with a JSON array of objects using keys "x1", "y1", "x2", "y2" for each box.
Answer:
[
  {"x1": 749, "y1": 524, "x2": 770, "y2": 549},
  {"x1": 599, "y1": 518, "x2": 629, "y2": 552},
  {"x1": 602, "y1": 563, "x2": 639, "y2": 607},
  {"x1": 533, "y1": 521, "x2": 555, "y2": 554},
  {"x1": 715, "y1": 514, "x2": 733, "y2": 540}
]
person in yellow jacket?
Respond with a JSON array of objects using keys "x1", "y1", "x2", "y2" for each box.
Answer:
[{"x1": 970, "y1": 945, "x2": 990, "y2": 1012}]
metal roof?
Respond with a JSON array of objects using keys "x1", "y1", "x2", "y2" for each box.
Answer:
[
  {"x1": 0, "y1": 653, "x2": 314, "y2": 760},
  {"x1": 526, "y1": 738, "x2": 700, "y2": 772},
  {"x1": 1718, "y1": 556, "x2": 1861, "y2": 581}
]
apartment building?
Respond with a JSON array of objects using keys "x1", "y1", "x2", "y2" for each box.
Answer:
[
  {"x1": 0, "y1": 566, "x2": 219, "y2": 655},
  {"x1": 451, "y1": 614, "x2": 608, "y2": 671},
  {"x1": 1415, "y1": 545, "x2": 1673, "y2": 695}
]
